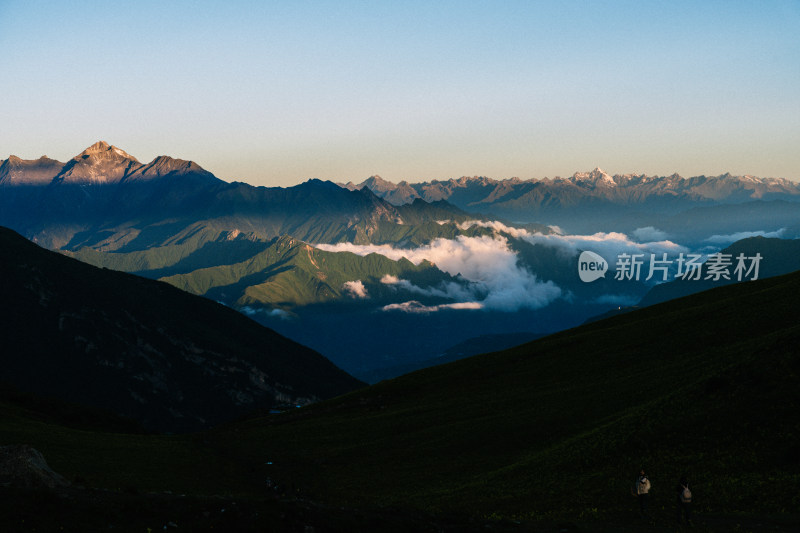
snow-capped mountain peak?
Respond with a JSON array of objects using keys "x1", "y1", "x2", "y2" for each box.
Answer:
[{"x1": 572, "y1": 167, "x2": 617, "y2": 187}]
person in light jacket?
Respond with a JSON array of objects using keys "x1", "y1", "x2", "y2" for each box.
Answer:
[{"x1": 635, "y1": 469, "x2": 651, "y2": 517}]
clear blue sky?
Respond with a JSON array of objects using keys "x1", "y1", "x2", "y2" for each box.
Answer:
[{"x1": 1, "y1": 0, "x2": 798, "y2": 186}]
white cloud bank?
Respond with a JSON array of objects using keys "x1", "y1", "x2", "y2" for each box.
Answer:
[
  {"x1": 519, "y1": 229, "x2": 687, "y2": 263},
  {"x1": 318, "y1": 234, "x2": 562, "y2": 312},
  {"x1": 458, "y1": 220, "x2": 686, "y2": 261}
]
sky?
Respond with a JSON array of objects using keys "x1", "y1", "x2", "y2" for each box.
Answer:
[{"x1": 1, "y1": 0, "x2": 799, "y2": 186}]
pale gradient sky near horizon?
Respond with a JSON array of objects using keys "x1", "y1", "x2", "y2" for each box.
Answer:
[{"x1": 1, "y1": 0, "x2": 799, "y2": 186}]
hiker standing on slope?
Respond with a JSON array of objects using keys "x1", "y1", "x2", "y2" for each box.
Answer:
[
  {"x1": 635, "y1": 469, "x2": 651, "y2": 518},
  {"x1": 675, "y1": 476, "x2": 693, "y2": 526}
]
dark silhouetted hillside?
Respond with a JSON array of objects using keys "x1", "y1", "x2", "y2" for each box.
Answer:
[{"x1": 0, "y1": 227, "x2": 363, "y2": 432}]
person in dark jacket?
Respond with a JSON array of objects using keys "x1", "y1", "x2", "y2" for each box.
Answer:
[
  {"x1": 635, "y1": 469, "x2": 651, "y2": 518},
  {"x1": 675, "y1": 476, "x2": 693, "y2": 526}
]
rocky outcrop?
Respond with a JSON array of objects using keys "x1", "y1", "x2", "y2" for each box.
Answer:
[{"x1": 0, "y1": 444, "x2": 70, "y2": 489}]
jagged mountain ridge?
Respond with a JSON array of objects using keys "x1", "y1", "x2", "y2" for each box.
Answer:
[
  {"x1": 0, "y1": 155, "x2": 65, "y2": 186},
  {"x1": 0, "y1": 226, "x2": 364, "y2": 432},
  {"x1": 0, "y1": 142, "x2": 479, "y2": 250},
  {"x1": 342, "y1": 169, "x2": 800, "y2": 223},
  {"x1": 0, "y1": 141, "x2": 217, "y2": 186}
]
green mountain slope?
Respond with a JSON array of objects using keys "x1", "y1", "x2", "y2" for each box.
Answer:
[
  {"x1": 65, "y1": 211, "x2": 502, "y2": 277},
  {"x1": 213, "y1": 268, "x2": 800, "y2": 523},
  {"x1": 159, "y1": 235, "x2": 457, "y2": 309}
]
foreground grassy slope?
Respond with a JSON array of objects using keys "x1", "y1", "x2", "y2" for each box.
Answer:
[
  {"x1": 1, "y1": 269, "x2": 798, "y2": 530},
  {"x1": 214, "y1": 269, "x2": 800, "y2": 522}
]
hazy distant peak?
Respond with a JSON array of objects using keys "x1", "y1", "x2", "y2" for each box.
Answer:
[
  {"x1": 454, "y1": 176, "x2": 497, "y2": 186},
  {"x1": 339, "y1": 180, "x2": 359, "y2": 190},
  {"x1": 361, "y1": 175, "x2": 397, "y2": 192},
  {"x1": 2, "y1": 154, "x2": 62, "y2": 167},
  {"x1": 0, "y1": 154, "x2": 65, "y2": 186},
  {"x1": 145, "y1": 155, "x2": 202, "y2": 174},
  {"x1": 122, "y1": 154, "x2": 217, "y2": 185}
]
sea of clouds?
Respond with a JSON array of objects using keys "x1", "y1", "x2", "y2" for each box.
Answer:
[
  {"x1": 316, "y1": 221, "x2": 691, "y2": 313},
  {"x1": 319, "y1": 233, "x2": 561, "y2": 312}
]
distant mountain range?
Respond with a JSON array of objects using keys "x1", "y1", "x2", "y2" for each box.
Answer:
[
  {"x1": 342, "y1": 170, "x2": 800, "y2": 232},
  {"x1": 343, "y1": 169, "x2": 800, "y2": 211},
  {"x1": 5, "y1": 142, "x2": 797, "y2": 248},
  {"x1": 0, "y1": 226, "x2": 363, "y2": 432}
]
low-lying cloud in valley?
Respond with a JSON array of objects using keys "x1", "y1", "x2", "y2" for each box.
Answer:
[
  {"x1": 318, "y1": 234, "x2": 562, "y2": 312},
  {"x1": 381, "y1": 301, "x2": 484, "y2": 313},
  {"x1": 458, "y1": 220, "x2": 686, "y2": 262},
  {"x1": 517, "y1": 229, "x2": 687, "y2": 264},
  {"x1": 240, "y1": 306, "x2": 291, "y2": 319},
  {"x1": 317, "y1": 221, "x2": 693, "y2": 313},
  {"x1": 704, "y1": 228, "x2": 786, "y2": 245}
]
